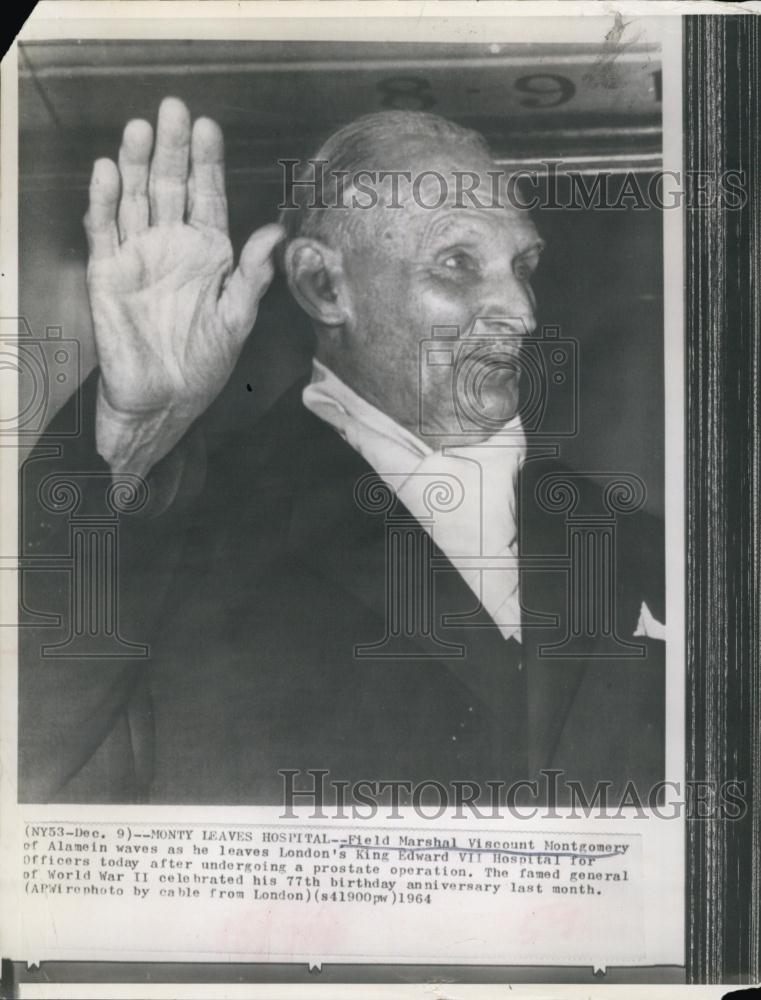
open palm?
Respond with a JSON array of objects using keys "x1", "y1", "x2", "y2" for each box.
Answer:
[{"x1": 84, "y1": 97, "x2": 283, "y2": 465}]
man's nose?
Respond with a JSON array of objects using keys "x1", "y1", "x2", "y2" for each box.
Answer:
[{"x1": 480, "y1": 269, "x2": 537, "y2": 336}]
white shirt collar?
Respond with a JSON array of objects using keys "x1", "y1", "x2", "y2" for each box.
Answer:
[{"x1": 303, "y1": 358, "x2": 430, "y2": 477}]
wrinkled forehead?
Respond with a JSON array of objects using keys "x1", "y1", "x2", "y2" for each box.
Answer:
[
  {"x1": 356, "y1": 184, "x2": 539, "y2": 257},
  {"x1": 414, "y1": 202, "x2": 538, "y2": 245},
  {"x1": 341, "y1": 137, "x2": 537, "y2": 250}
]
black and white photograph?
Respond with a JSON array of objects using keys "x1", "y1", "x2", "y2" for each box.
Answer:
[
  {"x1": 17, "y1": 28, "x2": 673, "y2": 808},
  {"x1": 0, "y1": 1, "x2": 758, "y2": 992}
]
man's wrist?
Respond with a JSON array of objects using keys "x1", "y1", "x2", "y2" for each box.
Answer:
[{"x1": 95, "y1": 381, "x2": 195, "y2": 478}]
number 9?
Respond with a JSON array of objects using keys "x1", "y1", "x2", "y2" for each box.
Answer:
[{"x1": 514, "y1": 74, "x2": 576, "y2": 109}]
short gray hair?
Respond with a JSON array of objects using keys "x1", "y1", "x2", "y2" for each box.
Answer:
[{"x1": 278, "y1": 110, "x2": 492, "y2": 254}]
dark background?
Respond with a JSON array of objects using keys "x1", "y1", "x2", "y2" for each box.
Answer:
[{"x1": 18, "y1": 38, "x2": 665, "y2": 514}]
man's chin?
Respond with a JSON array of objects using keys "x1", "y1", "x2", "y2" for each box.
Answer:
[
  {"x1": 464, "y1": 378, "x2": 522, "y2": 429},
  {"x1": 427, "y1": 381, "x2": 522, "y2": 447}
]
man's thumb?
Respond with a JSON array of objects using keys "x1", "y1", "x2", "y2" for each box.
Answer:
[{"x1": 221, "y1": 223, "x2": 286, "y2": 338}]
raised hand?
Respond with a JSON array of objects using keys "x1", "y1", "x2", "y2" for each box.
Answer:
[{"x1": 84, "y1": 96, "x2": 284, "y2": 476}]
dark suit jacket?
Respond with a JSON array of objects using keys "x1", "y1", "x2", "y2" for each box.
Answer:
[{"x1": 19, "y1": 371, "x2": 665, "y2": 805}]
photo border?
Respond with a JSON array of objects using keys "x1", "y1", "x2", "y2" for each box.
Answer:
[
  {"x1": 684, "y1": 12, "x2": 761, "y2": 986},
  {"x1": 0, "y1": 3, "x2": 758, "y2": 993}
]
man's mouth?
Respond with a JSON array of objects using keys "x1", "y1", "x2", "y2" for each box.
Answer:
[
  {"x1": 458, "y1": 341, "x2": 523, "y2": 382},
  {"x1": 455, "y1": 346, "x2": 522, "y2": 423}
]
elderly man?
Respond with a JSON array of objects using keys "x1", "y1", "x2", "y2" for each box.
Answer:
[{"x1": 19, "y1": 98, "x2": 664, "y2": 805}]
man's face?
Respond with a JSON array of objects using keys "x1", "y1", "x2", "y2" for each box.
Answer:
[{"x1": 326, "y1": 139, "x2": 544, "y2": 446}]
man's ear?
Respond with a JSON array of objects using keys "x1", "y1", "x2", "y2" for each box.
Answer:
[{"x1": 283, "y1": 237, "x2": 354, "y2": 328}]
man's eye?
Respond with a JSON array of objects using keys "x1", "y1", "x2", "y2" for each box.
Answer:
[
  {"x1": 514, "y1": 254, "x2": 540, "y2": 281},
  {"x1": 514, "y1": 262, "x2": 531, "y2": 281},
  {"x1": 442, "y1": 252, "x2": 475, "y2": 271}
]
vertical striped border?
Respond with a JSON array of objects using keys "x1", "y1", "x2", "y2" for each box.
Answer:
[{"x1": 685, "y1": 13, "x2": 761, "y2": 985}]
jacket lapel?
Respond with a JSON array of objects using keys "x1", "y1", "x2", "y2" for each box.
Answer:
[{"x1": 282, "y1": 385, "x2": 524, "y2": 721}]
